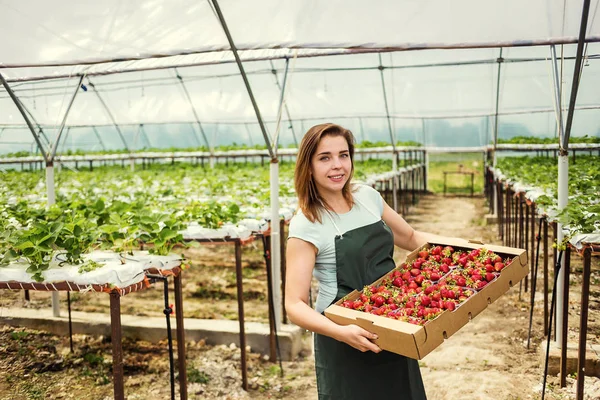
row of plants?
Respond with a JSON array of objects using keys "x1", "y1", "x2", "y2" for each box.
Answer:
[
  {"x1": 495, "y1": 155, "x2": 600, "y2": 238},
  {"x1": 0, "y1": 141, "x2": 423, "y2": 159},
  {"x1": 0, "y1": 159, "x2": 407, "y2": 281},
  {"x1": 497, "y1": 135, "x2": 600, "y2": 145}
]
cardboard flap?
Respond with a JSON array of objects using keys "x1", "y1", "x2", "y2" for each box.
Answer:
[{"x1": 467, "y1": 239, "x2": 485, "y2": 245}]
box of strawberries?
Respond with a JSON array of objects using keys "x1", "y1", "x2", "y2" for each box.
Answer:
[{"x1": 324, "y1": 238, "x2": 528, "y2": 359}]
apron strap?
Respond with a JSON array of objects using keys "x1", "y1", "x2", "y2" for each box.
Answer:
[{"x1": 320, "y1": 195, "x2": 382, "y2": 238}]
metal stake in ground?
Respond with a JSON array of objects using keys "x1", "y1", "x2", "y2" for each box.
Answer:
[
  {"x1": 527, "y1": 217, "x2": 544, "y2": 349},
  {"x1": 541, "y1": 250, "x2": 564, "y2": 400},
  {"x1": 147, "y1": 274, "x2": 176, "y2": 400}
]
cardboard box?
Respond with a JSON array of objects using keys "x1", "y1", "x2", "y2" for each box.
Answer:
[{"x1": 324, "y1": 238, "x2": 528, "y2": 360}]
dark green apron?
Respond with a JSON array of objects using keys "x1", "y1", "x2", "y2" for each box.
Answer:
[{"x1": 315, "y1": 219, "x2": 427, "y2": 400}]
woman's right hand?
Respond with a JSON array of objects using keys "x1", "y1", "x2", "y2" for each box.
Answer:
[{"x1": 335, "y1": 324, "x2": 382, "y2": 353}]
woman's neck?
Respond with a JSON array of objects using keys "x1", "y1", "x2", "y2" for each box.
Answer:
[{"x1": 320, "y1": 192, "x2": 351, "y2": 214}]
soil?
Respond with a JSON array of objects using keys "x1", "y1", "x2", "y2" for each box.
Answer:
[{"x1": 1, "y1": 194, "x2": 599, "y2": 400}]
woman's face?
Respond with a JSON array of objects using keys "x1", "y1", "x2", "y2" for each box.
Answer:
[{"x1": 310, "y1": 134, "x2": 352, "y2": 196}]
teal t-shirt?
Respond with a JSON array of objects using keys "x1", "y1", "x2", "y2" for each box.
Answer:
[{"x1": 288, "y1": 184, "x2": 384, "y2": 313}]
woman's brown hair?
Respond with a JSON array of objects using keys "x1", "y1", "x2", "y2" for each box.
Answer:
[{"x1": 294, "y1": 123, "x2": 356, "y2": 223}]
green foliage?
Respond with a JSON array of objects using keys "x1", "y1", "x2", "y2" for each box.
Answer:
[
  {"x1": 0, "y1": 159, "x2": 399, "y2": 280},
  {"x1": 187, "y1": 365, "x2": 210, "y2": 384},
  {"x1": 496, "y1": 155, "x2": 600, "y2": 236},
  {"x1": 498, "y1": 135, "x2": 600, "y2": 144}
]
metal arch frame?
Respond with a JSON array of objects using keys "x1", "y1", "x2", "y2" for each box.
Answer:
[
  {"x1": 377, "y1": 53, "x2": 399, "y2": 212},
  {"x1": 91, "y1": 126, "x2": 107, "y2": 151},
  {"x1": 209, "y1": 0, "x2": 274, "y2": 161},
  {"x1": 1, "y1": 73, "x2": 50, "y2": 163},
  {"x1": 87, "y1": 78, "x2": 131, "y2": 153},
  {"x1": 173, "y1": 67, "x2": 211, "y2": 150},
  {"x1": 139, "y1": 124, "x2": 153, "y2": 149},
  {"x1": 270, "y1": 58, "x2": 298, "y2": 149},
  {"x1": 563, "y1": 0, "x2": 593, "y2": 152},
  {"x1": 49, "y1": 75, "x2": 85, "y2": 161}
]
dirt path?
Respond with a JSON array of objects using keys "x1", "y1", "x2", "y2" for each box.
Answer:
[{"x1": 1, "y1": 194, "x2": 599, "y2": 400}]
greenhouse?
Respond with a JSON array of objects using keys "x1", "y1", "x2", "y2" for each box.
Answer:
[{"x1": 1, "y1": 1, "x2": 600, "y2": 399}]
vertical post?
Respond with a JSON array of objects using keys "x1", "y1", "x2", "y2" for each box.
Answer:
[
  {"x1": 263, "y1": 234, "x2": 277, "y2": 362},
  {"x1": 270, "y1": 58, "x2": 298, "y2": 148},
  {"x1": 377, "y1": 54, "x2": 398, "y2": 211},
  {"x1": 279, "y1": 219, "x2": 287, "y2": 324},
  {"x1": 543, "y1": 218, "x2": 549, "y2": 332},
  {"x1": 234, "y1": 240, "x2": 248, "y2": 390},
  {"x1": 556, "y1": 155, "x2": 569, "y2": 344},
  {"x1": 270, "y1": 160, "x2": 282, "y2": 329},
  {"x1": 559, "y1": 246, "x2": 571, "y2": 387},
  {"x1": 492, "y1": 49, "x2": 504, "y2": 217},
  {"x1": 174, "y1": 273, "x2": 188, "y2": 400},
  {"x1": 576, "y1": 247, "x2": 592, "y2": 400},
  {"x1": 110, "y1": 292, "x2": 124, "y2": 400}
]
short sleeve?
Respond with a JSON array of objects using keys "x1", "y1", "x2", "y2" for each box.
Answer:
[
  {"x1": 355, "y1": 184, "x2": 384, "y2": 216},
  {"x1": 288, "y1": 212, "x2": 322, "y2": 253}
]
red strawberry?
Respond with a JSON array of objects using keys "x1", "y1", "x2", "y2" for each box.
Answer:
[
  {"x1": 445, "y1": 301, "x2": 456, "y2": 311},
  {"x1": 353, "y1": 301, "x2": 364, "y2": 310},
  {"x1": 408, "y1": 281, "x2": 418, "y2": 290},
  {"x1": 494, "y1": 262, "x2": 505, "y2": 271},
  {"x1": 373, "y1": 295, "x2": 385, "y2": 307},
  {"x1": 485, "y1": 272, "x2": 495, "y2": 282},
  {"x1": 431, "y1": 246, "x2": 442, "y2": 255},
  {"x1": 477, "y1": 281, "x2": 488, "y2": 290},
  {"x1": 360, "y1": 294, "x2": 368, "y2": 303},
  {"x1": 485, "y1": 265, "x2": 494, "y2": 273},
  {"x1": 457, "y1": 277, "x2": 467, "y2": 287},
  {"x1": 342, "y1": 300, "x2": 353, "y2": 308},
  {"x1": 392, "y1": 277, "x2": 404, "y2": 287},
  {"x1": 411, "y1": 268, "x2": 421, "y2": 277},
  {"x1": 420, "y1": 295, "x2": 431, "y2": 306},
  {"x1": 432, "y1": 293, "x2": 441, "y2": 302},
  {"x1": 418, "y1": 250, "x2": 429, "y2": 259},
  {"x1": 430, "y1": 272, "x2": 441, "y2": 281},
  {"x1": 364, "y1": 304, "x2": 373, "y2": 313}
]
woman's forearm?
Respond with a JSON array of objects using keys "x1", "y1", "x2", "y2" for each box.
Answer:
[{"x1": 286, "y1": 299, "x2": 343, "y2": 340}]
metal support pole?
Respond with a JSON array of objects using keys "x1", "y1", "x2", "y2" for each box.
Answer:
[
  {"x1": 210, "y1": 0, "x2": 274, "y2": 160},
  {"x1": 492, "y1": 49, "x2": 504, "y2": 216},
  {"x1": 110, "y1": 292, "x2": 125, "y2": 400},
  {"x1": 173, "y1": 68, "x2": 210, "y2": 150},
  {"x1": 576, "y1": 247, "x2": 592, "y2": 400},
  {"x1": 139, "y1": 124, "x2": 152, "y2": 149},
  {"x1": 378, "y1": 54, "x2": 398, "y2": 211},
  {"x1": 562, "y1": 0, "x2": 592, "y2": 148},
  {"x1": 87, "y1": 80, "x2": 130, "y2": 152},
  {"x1": 560, "y1": 246, "x2": 571, "y2": 387},
  {"x1": 269, "y1": 160, "x2": 282, "y2": 329},
  {"x1": 234, "y1": 240, "x2": 248, "y2": 390},
  {"x1": 0, "y1": 73, "x2": 49, "y2": 163},
  {"x1": 50, "y1": 75, "x2": 85, "y2": 160},
  {"x1": 174, "y1": 273, "x2": 188, "y2": 400},
  {"x1": 543, "y1": 218, "x2": 549, "y2": 332},
  {"x1": 270, "y1": 59, "x2": 298, "y2": 148},
  {"x1": 91, "y1": 126, "x2": 107, "y2": 151}
]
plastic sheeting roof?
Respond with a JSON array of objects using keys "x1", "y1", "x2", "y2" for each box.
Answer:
[{"x1": 1, "y1": 0, "x2": 600, "y2": 81}]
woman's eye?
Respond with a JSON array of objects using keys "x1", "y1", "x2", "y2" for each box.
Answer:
[
  {"x1": 341, "y1": 154, "x2": 349, "y2": 158},
  {"x1": 320, "y1": 157, "x2": 329, "y2": 161}
]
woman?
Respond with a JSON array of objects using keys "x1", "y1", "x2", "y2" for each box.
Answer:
[{"x1": 285, "y1": 123, "x2": 429, "y2": 399}]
